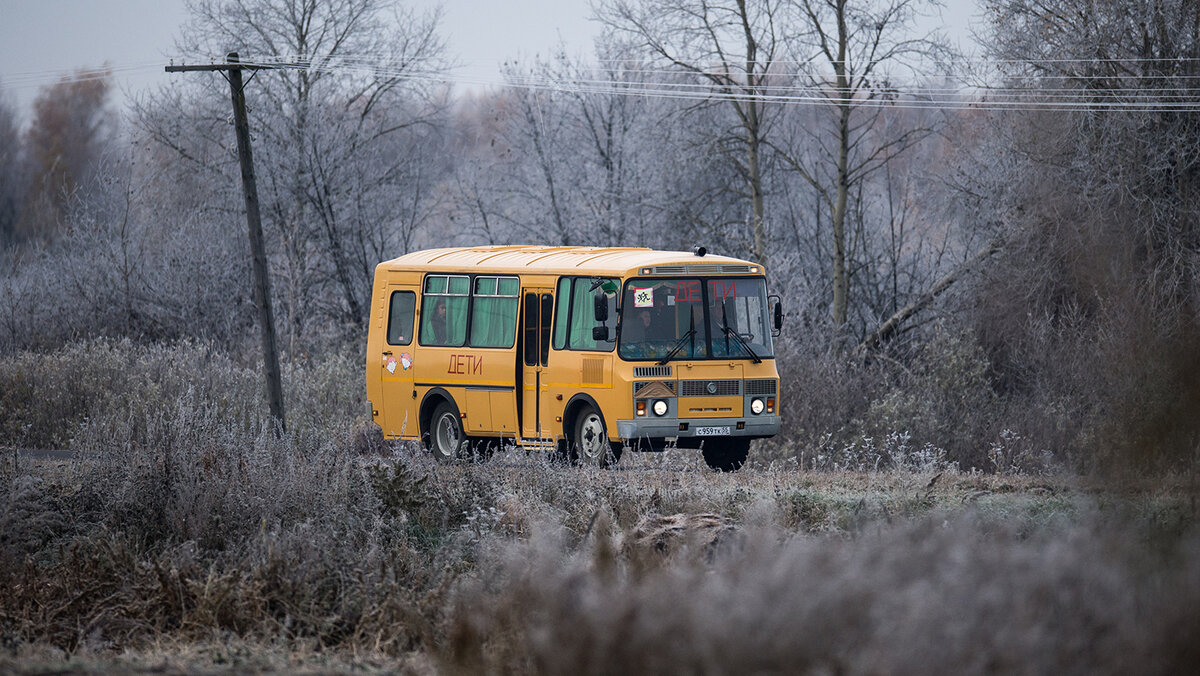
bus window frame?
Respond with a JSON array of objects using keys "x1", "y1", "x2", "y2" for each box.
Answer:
[{"x1": 386, "y1": 290, "x2": 416, "y2": 346}]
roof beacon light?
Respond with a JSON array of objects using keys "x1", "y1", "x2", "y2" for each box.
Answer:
[{"x1": 691, "y1": 245, "x2": 707, "y2": 257}]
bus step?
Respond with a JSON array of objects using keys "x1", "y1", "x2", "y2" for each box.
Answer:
[{"x1": 519, "y1": 437, "x2": 558, "y2": 451}]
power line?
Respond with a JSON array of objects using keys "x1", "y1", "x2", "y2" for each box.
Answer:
[{"x1": 8, "y1": 54, "x2": 1200, "y2": 113}]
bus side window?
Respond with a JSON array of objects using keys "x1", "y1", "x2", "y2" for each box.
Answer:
[
  {"x1": 387, "y1": 291, "x2": 416, "y2": 345},
  {"x1": 568, "y1": 278, "x2": 616, "y2": 350},
  {"x1": 552, "y1": 277, "x2": 617, "y2": 352},
  {"x1": 523, "y1": 293, "x2": 539, "y2": 366},
  {"x1": 420, "y1": 275, "x2": 469, "y2": 346},
  {"x1": 469, "y1": 276, "x2": 519, "y2": 348}
]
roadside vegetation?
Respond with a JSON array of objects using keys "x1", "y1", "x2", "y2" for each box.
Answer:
[
  {"x1": 3, "y1": 0, "x2": 1200, "y2": 672},
  {"x1": 2, "y1": 341, "x2": 1197, "y2": 674}
]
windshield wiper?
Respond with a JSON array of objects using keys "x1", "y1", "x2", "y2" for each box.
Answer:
[
  {"x1": 721, "y1": 322, "x2": 762, "y2": 363},
  {"x1": 657, "y1": 328, "x2": 696, "y2": 365}
]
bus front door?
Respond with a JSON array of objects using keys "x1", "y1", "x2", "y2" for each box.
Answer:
[{"x1": 519, "y1": 289, "x2": 554, "y2": 441}]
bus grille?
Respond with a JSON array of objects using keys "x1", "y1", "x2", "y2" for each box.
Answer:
[
  {"x1": 680, "y1": 379, "x2": 741, "y2": 396},
  {"x1": 634, "y1": 365, "x2": 672, "y2": 378},
  {"x1": 744, "y1": 379, "x2": 778, "y2": 395}
]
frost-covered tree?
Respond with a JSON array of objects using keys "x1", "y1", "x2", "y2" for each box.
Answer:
[
  {"x1": 0, "y1": 90, "x2": 23, "y2": 246},
  {"x1": 965, "y1": 0, "x2": 1200, "y2": 467},
  {"x1": 138, "y1": 0, "x2": 449, "y2": 338},
  {"x1": 450, "y1": 37, "x2": 724, "y2": 251},
  {"x1": 775, "y1": 0, "x2": 949, "y2": 329},
  {"x1": 596, "y1": 0, "x2": 786, "y2": 263}
]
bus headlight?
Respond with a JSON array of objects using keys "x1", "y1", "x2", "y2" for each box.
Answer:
[
  {"x1": 653, "y1": 399, "x2": 669, "y2": 416},
  {"x1": 750, "y1": 398, "x2": 765, "y2": 415}
]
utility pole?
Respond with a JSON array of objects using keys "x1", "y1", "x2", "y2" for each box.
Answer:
[{"x1": 166, "y1": 52, "x2": 286, "y2": 431}]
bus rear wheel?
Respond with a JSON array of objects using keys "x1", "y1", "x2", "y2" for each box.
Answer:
[
  {"x1": 571, "y1": 406, "x2": 621, "y2": 468},
  {"x1": 701, "y1": 438, "x2": 750, "y2": 472},
  {"x1": 427, "y1": 402, "x2": 466, "y2": 462}
]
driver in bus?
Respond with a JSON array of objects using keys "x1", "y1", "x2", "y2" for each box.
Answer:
[
  {"x1": 625, "y1": 287, "x2": 671, "y2": 344},
  {"x1": 626, "y1": 307, "x2": 655, "y2": 343}
]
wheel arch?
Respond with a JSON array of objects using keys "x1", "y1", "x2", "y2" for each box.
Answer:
[
  {"x1": 419, "y1": 387, "x2": 459, "y2": 439},
  {"x1": 563, "y1": 393, "x2": 609, "y2": 441}
]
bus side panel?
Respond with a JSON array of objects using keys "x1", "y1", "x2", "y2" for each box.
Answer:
[
  {"x1": 489, "y1": 390, "x2": 517, "y2": 436},
  {"x1": 545, "y1": 350, "x2": 626, "y2": 442},
  {"x1": 414, "y1": 346, "x2": 517, "y2": 437},
  {"x1": 464, "y1": 389, "x2": 492, "y2": 432}
]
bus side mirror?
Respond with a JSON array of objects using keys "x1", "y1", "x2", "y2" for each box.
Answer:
[
  {"x1": 592, "y1": 326, "x2": 610, "y2": 341},
  {"x1": 594, "y1": 291, "x2": 609, "y2": 322},
  {"x1": 769, "y1": 295, "x2": 783, "y2": 336}
]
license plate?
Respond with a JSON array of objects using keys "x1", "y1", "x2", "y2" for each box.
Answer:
[{"x1": 695, "y1": 426, "x2": 731, "y2": 437}]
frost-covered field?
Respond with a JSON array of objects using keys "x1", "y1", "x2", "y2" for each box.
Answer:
[{"x1": 2, "y1": 342, "x2": 1197, "y2": 675}]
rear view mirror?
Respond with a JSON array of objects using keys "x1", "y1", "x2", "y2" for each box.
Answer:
[
  {"x1": 594, "y1": 291, "x2": 609, "y2": 322},
  {"x1": 592, "y1": 326, "x2": 610, "y2": 341},
  {"x1": 769, "y1": 294, "x2": 783, "y2": 336}
]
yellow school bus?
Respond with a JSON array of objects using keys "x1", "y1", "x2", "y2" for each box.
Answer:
[{"x1": 365, "y1": 245, "x2": 782, "y2": 471}]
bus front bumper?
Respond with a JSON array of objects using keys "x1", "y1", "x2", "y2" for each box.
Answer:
[{"x1": 617, "y1": 415, "x2": 780, "y2": 440}]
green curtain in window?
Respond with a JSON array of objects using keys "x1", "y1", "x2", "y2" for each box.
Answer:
[
  {"x1": 553, "y1": 278, "x2": 571, "y2": 349},
  {"x1": 469, "y1": 296, "x2": 518, "y2": 348},
  {"x1": 569, "y1": 282, "x2": 597, "y2": 349},
  {"x1": 421, "y1": 296, "x2": 468, "y2": 346},
  {"x1": 445, "y1": 297, "x2": 467, "y2": 345}
]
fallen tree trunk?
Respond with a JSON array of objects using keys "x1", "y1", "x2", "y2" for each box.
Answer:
[{"x1": 855, "y1": 239, "x2": 1002, "y2": 356}]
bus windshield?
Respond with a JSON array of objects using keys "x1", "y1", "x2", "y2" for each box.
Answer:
[{"x1": 619, "y1": 278, "x2": 774, "y2": 362}]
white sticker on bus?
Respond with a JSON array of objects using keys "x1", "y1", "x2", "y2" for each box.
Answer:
[{"x1": 634, "y1": 287, "x2": 653, "y2": 308}]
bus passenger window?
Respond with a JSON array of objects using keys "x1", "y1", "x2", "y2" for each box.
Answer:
[
  {"x1": 386, "y1": 291, "x2": 416, "y2": 345},
  {"x1": 420, "y1": 275, "x2": 469, "y2": 346},
  {"x1": 469, "y1": 276, "x2": 519, "y2": 348}
]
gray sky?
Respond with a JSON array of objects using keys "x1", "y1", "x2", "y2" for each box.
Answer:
[{"x1": 0, "y1": 0, "x2": 982, "y2": 120}]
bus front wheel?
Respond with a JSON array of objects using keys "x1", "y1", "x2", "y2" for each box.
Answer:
[
  {"x1": 571, "y1": 406, "x2": 621, "y2": 468},
  {"x1": 427, "y1": 402, "x2": 466, "y2": 462},
  {"x1": 701, "y1": 438, "x2": 750, "y2": 472}
]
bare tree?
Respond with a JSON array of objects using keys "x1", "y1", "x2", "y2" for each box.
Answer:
[
  {"x1": 140, "y1": 0, "x2": 447, "y2": 338},
  {"x1": 596, "y1": 0, "x2": 784, "y2": 263},
  {"x1": 0, "y1": 89, "x2": 22, "y2": 246},
  {"x1": 503, "y1": 61, "x2": 578, "y2": 246},
  {"x1": 775, "y1": 0, "x2": 948, "y2": 329}
]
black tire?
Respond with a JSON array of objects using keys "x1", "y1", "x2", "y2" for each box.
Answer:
[
  {"x1": 701, "y1": 438, "x2": 751, "y2": 472},
  {"x1": 570, "y1": 405, "x2": 622, "y2": 468},
  {"x1": 426, "y1": 401, "x2": 466, "y2": 462}
]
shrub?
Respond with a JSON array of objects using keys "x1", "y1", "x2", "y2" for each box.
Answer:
[{"x1": 445, "y1": 514, "x2": 1200, "y2": 675}]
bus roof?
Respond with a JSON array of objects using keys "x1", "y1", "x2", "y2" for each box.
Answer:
[{"x1": 379, "y1": 246, "x2": 764, "y2": 277}]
